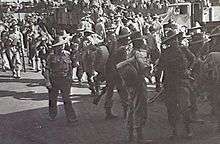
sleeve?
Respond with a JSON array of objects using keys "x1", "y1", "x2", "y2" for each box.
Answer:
[
  {"x1": 181, "y1": 46, "x2": 196, "y2": 70},
  {"x1": 43, "y1": 54, "x2": 52, "y2": 83},
  {"x1": 67, "y1": 53, "x2": 73, "y2": 79}
]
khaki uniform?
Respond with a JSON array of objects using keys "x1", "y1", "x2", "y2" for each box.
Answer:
[
  {"x1": 104, "y1": 45, "x2": 128, "y2": 109},
  {"x1": 44, "y1": 50, "x2": 77, "y2": 121},
  {"x1": 6, "y1": 31, "x2": 24, "y2": 77},
  {"x1": 1, "y1": 30, "x2": 11, "y2": 71},
  {"x1": 117, "y1": 50, "x2": 149, "y2": 129},
  {"x1": 157, "y1": 44, "x2": 192, "y2": 134},
  {"x1": 199, "y1": 52, "x2": 220, "y2": 122},
  {"x1": 115, "y1": 49, "x2": 149, "y2": 142}
]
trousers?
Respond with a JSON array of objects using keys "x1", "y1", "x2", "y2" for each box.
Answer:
[
  {"x1": 164, "y1": 80, "x2": 191, "y2": 128},
  {"x1": 49, "y1": 77, "x2": 77, "y2": 120}
]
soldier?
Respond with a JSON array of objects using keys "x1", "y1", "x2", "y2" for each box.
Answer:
[
  {"x1": 0, "y1": 29, "x2": 11, "y2": 71},
  {"x1": 189, "y1": 32, "x2": 209, "y2": 58},
  {"x1": 74, "y1": 29, "x2": 85, "y2": 85},
  {"x1": 209, "y1": 32, "x2": 220, "y2": 52},
  {"x1": 43, "y1": 38, "x2": 77, "y2": 123},
  {"x1": 116, "y1": 31, "x2": 151, "y2": 143},
  {"x1": 157, "y1": 29, "x2": 193, "y2": 138},
  {"x1": 95, "y1": 17, "x2": 106, "y2": 40},
  {"x1": 143, "y1": 25, "x2": 160, "y2": 84},
  {"x1": 104, "y1": 26, "x2": 132, "y2": 119},
  {"x1": 5, "y1": 25, "x2": 24, "y2": 78}
]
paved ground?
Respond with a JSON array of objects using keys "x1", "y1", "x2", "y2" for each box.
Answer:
[{"x1": 0, "y1": 68, "x2": 220, "y2": 144}]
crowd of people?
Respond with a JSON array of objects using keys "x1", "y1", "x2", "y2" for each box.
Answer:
[{"x1": 0, "y1": 0, "x2": 220, "y2": 143}]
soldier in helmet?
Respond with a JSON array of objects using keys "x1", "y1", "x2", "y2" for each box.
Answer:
[{"x1": 43, "y1": 38, "x2": 77, "y2": 123}]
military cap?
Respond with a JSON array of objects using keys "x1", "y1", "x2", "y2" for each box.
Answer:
[{"x1": 117, "y1": 26, "x2": 131, "y2": 40}]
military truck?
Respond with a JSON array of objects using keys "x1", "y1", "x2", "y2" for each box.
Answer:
[{"x1": 161, "y1": 1, "x2": 220, "y2": 33}]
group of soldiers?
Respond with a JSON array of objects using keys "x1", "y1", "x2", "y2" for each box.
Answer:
[{"x1": 1, "y1": 1, "x2": 220, "y2": 143}]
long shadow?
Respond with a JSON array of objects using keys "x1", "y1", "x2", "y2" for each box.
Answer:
[
  {"x1": 0, "y1": 78, "x2": 44, "y2": 84},
  {"x1": 0, "y1": 74, "x2": 13, "y2": 78},
  {"x1": 0, "y1": 90, "x2": 91, "y2": 102},
  {"x1": 0, "y1": 75, "x2": 89, "y2": 88}
]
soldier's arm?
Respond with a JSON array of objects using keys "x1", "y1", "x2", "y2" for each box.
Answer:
[
  {"x1": 65, "y1": 51, "x2": 73, "y2": 81},
  {"x1": 43, "y1": 54, "x2": 52, "y2": 87},
  {"x1": 181, "y1": 46, "x2": 196, "y2": 70}
]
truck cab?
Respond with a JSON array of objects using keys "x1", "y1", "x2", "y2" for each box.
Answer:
[
  {"x1": 165, "y1": 2, "x2": 203, "y2": 28},
  {"x1": 164, "y1": 1, "x2": 220, "y2": 32}
]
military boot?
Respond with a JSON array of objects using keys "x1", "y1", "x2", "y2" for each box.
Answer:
[
  {"x1": 105, "y1": 108, "x2": 117, "y2": 120},
  {"x1": 35, "y1": 60, "x2": 41, "y2": 72},
  {"x1": 16, "y1": 70, "x2": 21, "y2": 79}
]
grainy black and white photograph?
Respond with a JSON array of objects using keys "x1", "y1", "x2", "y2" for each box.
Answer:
[{"x1": 0, "y1": 0, "x2": 220, "y2": 144}]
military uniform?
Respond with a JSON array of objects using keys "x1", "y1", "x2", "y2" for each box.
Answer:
[
  {"x1": 157, "y1": 30, "x2": 192, "y2": 137},
  {"x1": 0, "y1": 30, "x2": 11, "y2": 71},
  {"x1": 199, "y1": 52, "x2": 220, "y2": 130},
  {"x1": 104, "y1": 27, "x2": 131, "y2": 120},
  {"x1": 44, "y1": 45, "x2": 77, "y2": 122},
  {"x1": 116, "y1": 31, "x2": 152, "y2": 143},
  {"x1": 104, "y1": 43, "x2": 129, "y2": 111},
  {"x1": 5, "y1": 26, "x2": 24, "y2": 78}
]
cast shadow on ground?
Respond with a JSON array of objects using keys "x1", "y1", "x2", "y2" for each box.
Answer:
[{"x1": 0, "y1": 90, "x2": 91, "y2": 102}]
